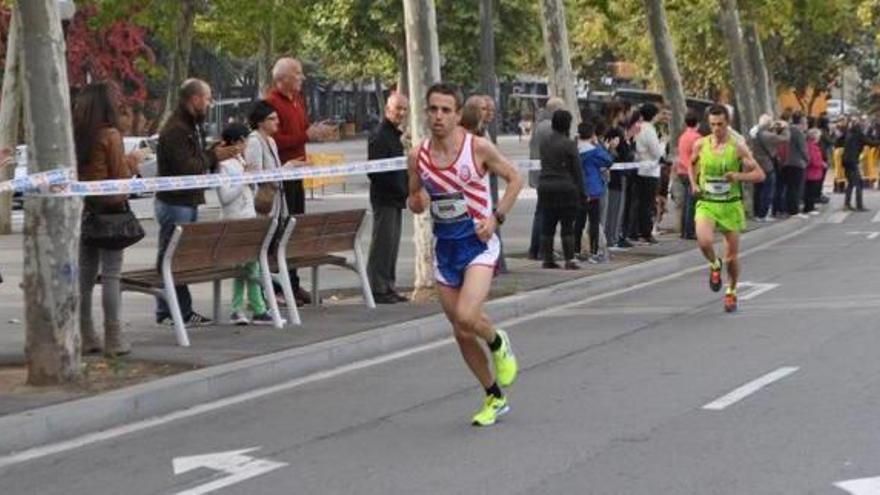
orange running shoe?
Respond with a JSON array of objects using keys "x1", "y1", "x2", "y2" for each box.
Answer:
[{"x1": 724, "y1": 290, "x2": 738, "y2": 313}]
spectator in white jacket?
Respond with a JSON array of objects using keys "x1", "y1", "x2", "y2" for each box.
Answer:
[
  {"x1": 632, "y1": 103, "x2": 664, "y2": 243},
  {"x1": 215, "y1": 123, "x2": 274, "y2": 326},
  {"x1": 244, "y1": 100, "x2": 286, "y2": 218}
]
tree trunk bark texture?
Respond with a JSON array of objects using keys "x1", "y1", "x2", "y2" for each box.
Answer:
[
  {"x1": 539, "y1": 0, "x2": 580, "y2": 127},
  {"x1": 403, "y1": 0, "x2": 441, "y2": 301},
  {"x1": 373, "y1": 76, "x2": 385, "y2": 117},
  {"x1": 18, "y1": 0, "x2": 83, "y2": 385},
  {"x1": 0, "y1": 8, "x2": 22, "y2": 235},
  {"x1": 743, "y1": 22, "x2": 774, "y2": 116},
  {"x1": 256, "y1": 10, "x2": 275, "y2": 98},
  {"x1": 161, "y1": 0, "x2": 196, "y2": 125},
  {"x1": 718, "y1": 0, "x2": 758, "y2": 132},
  {"x1": 644, "y1": 0, "x2": 688, "y2": 163}
]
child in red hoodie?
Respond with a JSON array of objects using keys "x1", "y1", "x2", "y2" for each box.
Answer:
[{"x1": 804, "y1": 128, "x2": 826, "y2": 214}]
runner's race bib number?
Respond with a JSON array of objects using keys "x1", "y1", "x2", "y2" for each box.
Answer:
[
  {"x1": 704, "y1": 177, "x2": 731, "y2": 195},
  {"x1": 430, "y1": 191, "x2": 470, "y2": 224}
]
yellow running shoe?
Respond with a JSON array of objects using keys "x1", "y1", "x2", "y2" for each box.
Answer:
[
  {"x1": 472, "y1": 395, "x2": 510, "y2": 427},
  {"x1": 492, "y1": 329, "x2": 518, "y2": 388}
]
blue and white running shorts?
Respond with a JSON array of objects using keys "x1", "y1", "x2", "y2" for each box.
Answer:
[{"x1": 433, "y1": 233, "x2": 500, "y2": 288}]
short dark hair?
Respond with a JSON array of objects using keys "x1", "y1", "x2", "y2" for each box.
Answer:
[
  {"x1": 248, "y1": 100, "x2": 277, "y2": 129},
  {"x1": 179, "y1": 78, "x2": 208, "y2": 104},
  {"x1": 639, "y1": 103, "x2": 659, "y2": 122},
  {"x1": 685, "y1": 109, "x2": 700, "y2": 128},
  {"x1": 577, "y1": 121, "x2": 595, "y2": 139},
  {"x1": 791, "y1": 112, "x2": 804, "y2": 126},
  {"x1": 708, "y1": 104, "x2": 730, "y2": 121},
  {"x1": 426, "y1": 82, "x2": 463, "y2": 110},
  {"x1": 551, "y1": 110, "x2": 572, "y2": 135},
  {"x1": 221, "y1": 122, "x2": 250, "y2": 144}
]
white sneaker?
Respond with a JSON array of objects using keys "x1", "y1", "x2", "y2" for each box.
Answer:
[
  {"x1": 808, "y1": 210, "x2": 820, "y2": 216},
  {"x1": 754, "y1": 217, "x2": 766, "y2": 223},
  {"x1": 796, "y1": 213, "x2": 810, "y2": 219},
  {"x1": 764, "y1": 216, "x2": 777, "y2": 222}
]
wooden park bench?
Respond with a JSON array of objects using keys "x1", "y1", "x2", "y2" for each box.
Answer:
[
  {"x1": 271, "y1": 209, "x2": 375, "y2": 326},
  {"x1": 114, "y1": 217, "x2": 283, "y2": 347}
]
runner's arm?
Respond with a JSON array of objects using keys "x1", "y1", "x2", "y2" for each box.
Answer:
[
  {"x1": 473, "y1": 137, "x2": 524, "y2": 242},
  {"x1": 474, "y1": 137, "x2": 523, "y2": 218},
  {"x1": 406, "y1": 147, "x2": 429, "y2": 213},
  {"x1": 730, "y1": 141, "x2": 766, "y2": 184},
  {"x1": 689, "y1": 138, "x2": 702, "y2": 194}
]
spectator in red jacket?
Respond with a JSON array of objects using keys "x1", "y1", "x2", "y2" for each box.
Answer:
[
  {"x1": 265, "y1": 57, "x2": 335, "y2": 305},
  {"x1": 803, "y1": 128, "x2": 826, "y2": 215}
]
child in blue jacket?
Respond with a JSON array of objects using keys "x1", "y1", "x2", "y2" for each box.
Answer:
[{"x1": 575, "y1": 121, "x2": 616, "y2": 262}]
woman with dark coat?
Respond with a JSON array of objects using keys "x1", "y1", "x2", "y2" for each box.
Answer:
[{"x1": 538, "y1": 110, "x2": 586, "y2": 270}]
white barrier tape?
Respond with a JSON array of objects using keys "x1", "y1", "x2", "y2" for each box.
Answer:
[
  {"x1": 0, "y1": 168, "x2": 74, "y2": 194},
  {"x1": 1, "y1": 157, "x2": 653, "y2": 197}
]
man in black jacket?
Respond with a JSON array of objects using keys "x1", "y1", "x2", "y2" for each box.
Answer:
[
  {"x1": 367, "y1": 93, "x2": 409, "y2": 304},
  {"x1": 154, "y1": 79, "x2": 242, "y2": 325},
  {"x1": 842, "y1": 116, "x2": 880, "y2": 211}
]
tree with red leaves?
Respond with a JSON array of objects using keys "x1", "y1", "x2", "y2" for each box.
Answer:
[
  {"x1": 64, "y1": 4, "x2": 156, "y2": 106},
  {"x1": 0, "y1": 4, "x2": 155, "y2": 108}
]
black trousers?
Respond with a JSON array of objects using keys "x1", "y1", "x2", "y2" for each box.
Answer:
[
  {"x1": 781, "y1": 166, "x2": 805, "y2": 215},
  {"x1": 844, "y1": 164, "x2": 863, "y2": 209},
  {"x1": 621, "y1": 172, "x2": 638, "y2": 240},
  {"x1": 542, "y1": 206, "x2": 577, "y2": 237},
  {"x1": 282, "y1": 179, "x2": 306, "y2": 290},
  {"x1": 633, "y1": 175, "x2": 658, "y2": 239},
  {"x1": 367, "y1": 204, "x2": 403, "y2": 295},
  {"x1": 574, "y1": 199, "x2": 602, "y2": 255},
  {"x1": 803, "y1": 180, "x2": 822, "y2": 213}
]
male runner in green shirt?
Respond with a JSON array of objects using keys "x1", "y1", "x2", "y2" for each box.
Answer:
[{"x1": 689, "y1": 105, "x2": 765, "y2": 312}]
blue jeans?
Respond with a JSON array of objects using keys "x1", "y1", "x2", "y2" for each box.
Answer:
[
  {"x1": 154, "y1": 199, "x2": 198, "y2": 321},
  {"x1": 754, "y1": 169, "x2": 776, "y2": 218}
]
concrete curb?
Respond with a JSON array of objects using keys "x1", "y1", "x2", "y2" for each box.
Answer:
[{"x1": 0, "y1": 214, "x2": 821, "y2": 456}]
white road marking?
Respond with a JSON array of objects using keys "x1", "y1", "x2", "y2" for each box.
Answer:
[
  {"x1": 736, "y1": 282, "x2": 780, "y2": 301},
  {"x1": 0, "y1": 223, "x2": 815, "y2": 468},
  {"x1": 173, "y1": 447, "x2": 287, "y2": 495},
  {"x1": 702, "y1": 366, "x2": 799, "y2": 411},
  {"x1": 835, "y1": 476, "x2": 880, "y2": 494},
  {"x1": 846, "y1": 231, "x2": 880, "y2": 240},
  {"x1": 827, "y1": 212, "x2": 851, "y2": 223},
  {"x1": 872, "y1": 211, "x2": 880, "y2": 223}
]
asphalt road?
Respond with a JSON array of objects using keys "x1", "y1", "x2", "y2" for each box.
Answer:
[{"x1": 3, "y1": 198, "x2": 880, "y2": 495}]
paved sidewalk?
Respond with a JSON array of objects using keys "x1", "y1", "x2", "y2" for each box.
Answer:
[{"x1": 0, "y1": 185, "x2": 716, "y2": 414}]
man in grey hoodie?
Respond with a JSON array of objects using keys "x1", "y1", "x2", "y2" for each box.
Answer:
[{"x1": 780, "y1": 113, "x2": 809, "y2": 216}]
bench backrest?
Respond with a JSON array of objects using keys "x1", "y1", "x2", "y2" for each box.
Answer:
[
  {"x1": 171, "y1": 217, "x2": 274, "y2": 272},
  {"x1": 285, "y1": 209, "x2": 365, "y2": 258}
]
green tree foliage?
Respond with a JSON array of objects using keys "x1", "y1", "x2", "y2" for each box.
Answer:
[
  {"x1": 302, "y1": 0, "x2": 543, "y2": 86},
  {"x1": 195, "y1": 0, "x2": 307, "y2": 59},
  {"x1": 749, "y1": 0, "x2": 864, "y2": 112},
  {"x1": 570, "y1": 0, "x2": 729, "y2": 98}
]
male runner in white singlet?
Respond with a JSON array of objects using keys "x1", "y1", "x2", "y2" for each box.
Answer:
[{"x1": 407, "y1": 83, "x2": 524, "y2": 426}]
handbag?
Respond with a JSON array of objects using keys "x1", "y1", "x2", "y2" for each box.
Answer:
[
  {"x1": 254, "y1": 182, "x2": 278, "y2": 216},
  {"x1": 81, "y1": 202, "x2": 145, "y2": 250}
]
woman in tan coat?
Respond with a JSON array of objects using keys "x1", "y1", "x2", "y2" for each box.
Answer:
[{"x1": 73, "y1": 82, "x2": 144, "y2": 356}]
